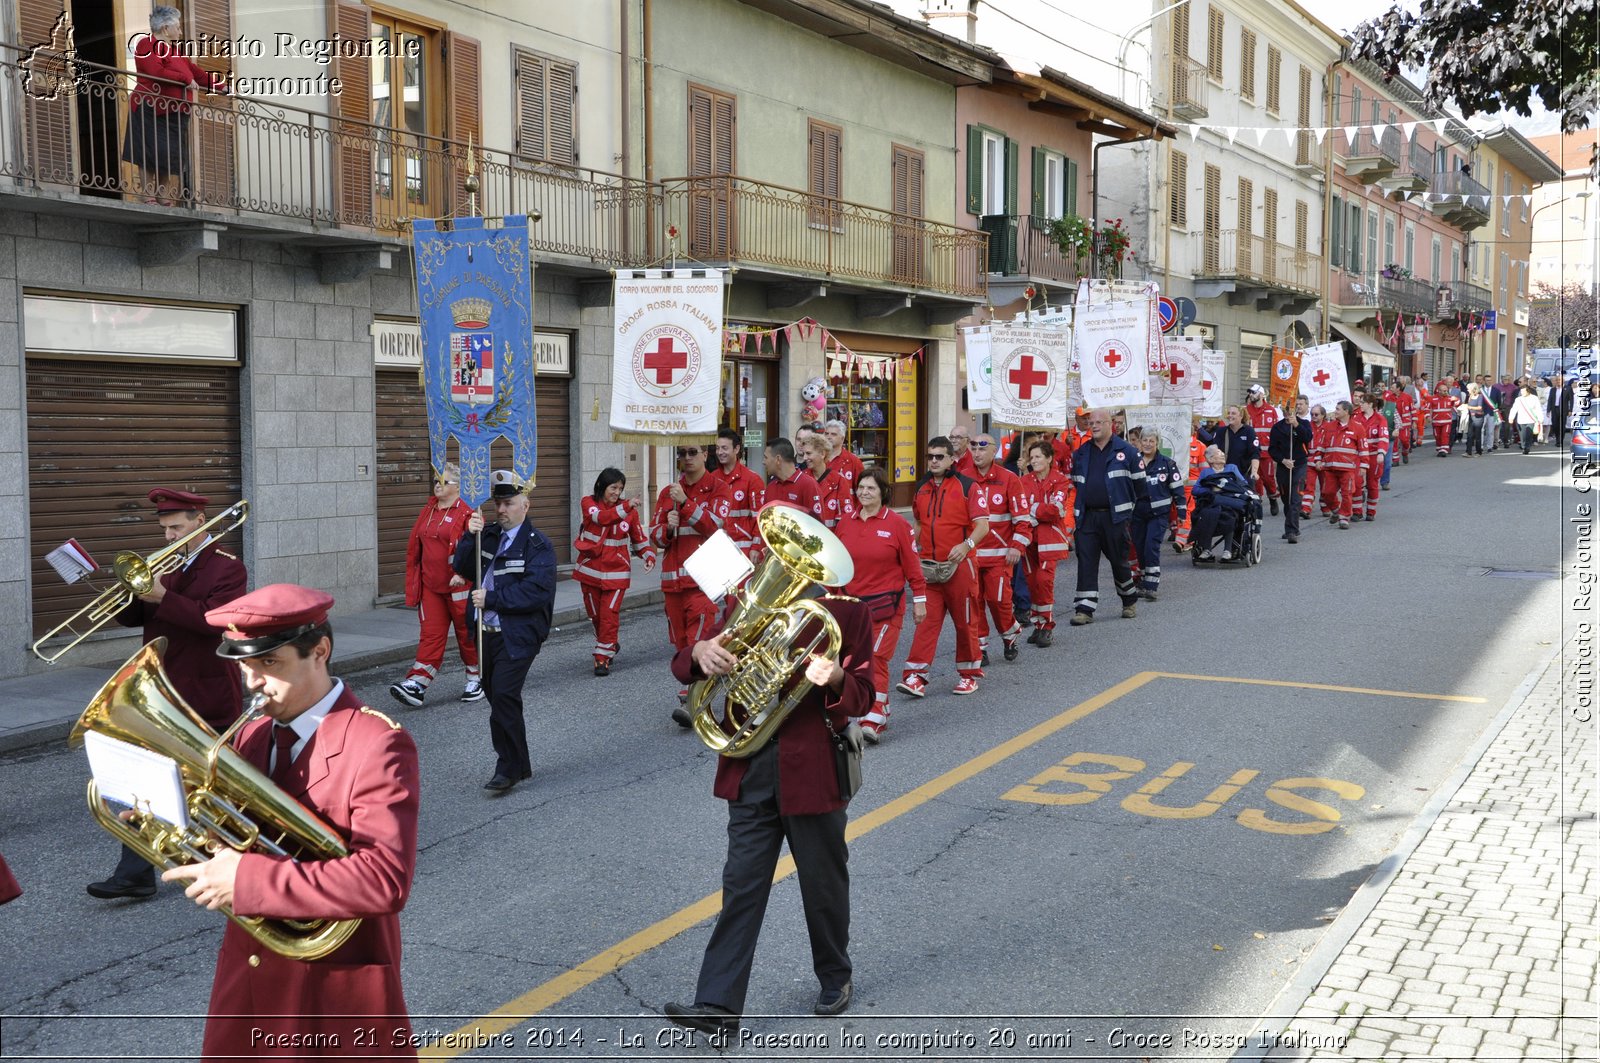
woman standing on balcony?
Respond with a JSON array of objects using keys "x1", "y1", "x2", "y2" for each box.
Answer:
[{"x1": 122, "y1": 7, "x2": 228, "y2": 207}]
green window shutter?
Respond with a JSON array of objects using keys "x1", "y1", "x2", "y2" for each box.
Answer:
[
  {"x1": 1031, "y1": 147, "x2": 1045, "y2": 220},
  {"x1": 1004, "y1": 137, "x2": 1019, "y2": 216},
  {"x1": 1330, "y1": 195, "x2": 1342, "y2": 268},
  {"x1": 1065, "y1": 158, "x2": 1078, "y2": 219},
  {"x1": 966, "y1": 125, "x2": 983, "y2": 215}
]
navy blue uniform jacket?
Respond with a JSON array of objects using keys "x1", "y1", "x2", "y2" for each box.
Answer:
[{"x1": 453, "y1": 517, "x2": 556, "y2": 662}]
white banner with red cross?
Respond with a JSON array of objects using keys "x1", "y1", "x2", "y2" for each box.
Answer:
[
  {"x1": 1299, "y1": 341, "x2": 1351, "y2": 413},
  {"x1": 1156, "y1": 336, "x2": 1204, "y2": 406},
  {"x1": 989, "y1": 324, "x2": 1070, "y2": 430},
  {"x1": 1199, "y1": 348, "x2": 1228, "y2": 418},
  {"x1": 1073, "y1": 300, "x2": 1151, "y2": 410},
  {"x1": 610, "y1": 269, "x2": 725, "y2": 443}
]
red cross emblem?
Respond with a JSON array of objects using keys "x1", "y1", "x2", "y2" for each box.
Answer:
[
  {"x1": 633, "y1": 325, "x2": 702, "y2": 398},
  {"x1": 644, "y1": 336, "x2": 689, "y2": 384},
  {"x1": 1165, "y1": 363, "x2": 1186, "y2": 386},
  {"x1": 1009, "y1": 355, "x2": 1050, "y2": 400},
  {"x1": 1313, "y1": 369, "x2": 1331, "y2": 387},
  {"x1": 1095, "y1": 339, "x2": 1131, "y2": 379}
]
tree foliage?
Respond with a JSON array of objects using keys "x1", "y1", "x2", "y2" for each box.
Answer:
[
  {"x1": 1347, "y1": 1, "x2": 1598, "y2": 132},
  {"x1": 1528, "y1": 282, "x2": 1600, "y2": 350}
]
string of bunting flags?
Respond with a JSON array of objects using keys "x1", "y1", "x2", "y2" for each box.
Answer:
[{"x1": 726, "y1": 315, "x2": 927, "y2": 380}]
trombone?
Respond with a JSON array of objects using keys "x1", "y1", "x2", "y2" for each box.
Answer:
[{"x1": 31, "y1": 500, "x2": 249, "y2": 664}]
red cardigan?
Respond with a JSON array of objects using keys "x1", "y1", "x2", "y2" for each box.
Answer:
[
  {"x1": 673, "y1": 595, "x2": 874, "y2": 815},
  {"x1": 130, "y1": 36, "x2": 226, "y2": 112}
]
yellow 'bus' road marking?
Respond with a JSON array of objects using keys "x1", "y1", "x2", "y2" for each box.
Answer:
[
  {"x1": 420, "y1": 671, "x2": 1160, "y2": 1058},
  {"x1": 421, "y1": 671, "x2": 1480, "y2": 1057}
]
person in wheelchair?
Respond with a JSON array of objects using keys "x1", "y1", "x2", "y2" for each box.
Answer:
[{"x1": 1189, "y1": 445, "x2": 1254, "y2": 562}]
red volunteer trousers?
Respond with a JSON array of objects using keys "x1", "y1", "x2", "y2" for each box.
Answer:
[
  {"x1": 862, "y1": 607, "x2": 906, "y2": 733},
  {"x1": 663, "y1": 588, "x2": 718, "y2": 653},
  {"x1": 405, "y1": 587, "x2": 479, "y2": 686},
  {"x1": 581, "y1": 583, "x2": 626, "y2": 660},
  {"x1": 970, "y1": 561, "x2": 1020, "y2": 649},
  {"x1": 1363, "y1": 457, "x2": 1383, "y2": 518},
  {"x1": 1302, "y1": 467, "x2": 1320, "y2": 514},
  {"x1": 1024, "y1": 553, "x2": 1061, "y2": 629},
  {"x1": 1320, "y1": 468, "x2": 1360, "y2": 522},
  {"x1": 902, "y1": 559, "x2": 982, "y2": 683},
  {"x1": 1434, "y1": 422, "x2": 1453, "y2": 453}
]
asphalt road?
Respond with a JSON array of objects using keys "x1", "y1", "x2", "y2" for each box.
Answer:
[{"x1": 0, "y1": 444, "x2": 1574, "y2": 1062}]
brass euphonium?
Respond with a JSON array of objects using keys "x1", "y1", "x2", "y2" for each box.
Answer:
[
  {"x1": 686, "y1": 505, "x2": 855, "y2": 758},
  {"x1": 69, "y1": 639, "x2": 360, "y2": 960}
]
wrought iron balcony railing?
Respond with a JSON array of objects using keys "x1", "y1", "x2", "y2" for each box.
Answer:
[
  {"x1": 1168, "y1": 58, "x2": 1208, "y2": 120},
  {"x1": 656, "y1": 175, "x2": 988, "y2": 299},
  {"x1": 1447, "y1": 279, "x2": 1493, "y2": 315},
  {"x1": 1197, "y1": 229, "x2": 1322, "y2": 294},
  {"x1": 978, "y1": 215, "x2": 1084, "y2": 286}
]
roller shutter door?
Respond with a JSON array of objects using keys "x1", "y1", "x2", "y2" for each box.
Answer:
[
  {"x1": 27, "y1": 358, "x2": 242, "y2": 639},
  {"x1": 374, "y1": 371, "x2": 570, "y2": 596}
]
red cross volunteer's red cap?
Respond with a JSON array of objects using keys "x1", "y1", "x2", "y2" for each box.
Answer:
[
  {"x1": 208, "y1": 584, "x2": 335, "y2": 659},
  {"x1": 148, "y1": 488, "x2": 210, "y2": 513}
]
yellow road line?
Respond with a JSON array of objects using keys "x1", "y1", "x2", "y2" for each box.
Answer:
[
  {"x1": 420, "y1": 670, "x2": 1160, "y2": 1058},
  {"x1": 1154, "y1": 672, "x2": 1488, "y2": 703}
]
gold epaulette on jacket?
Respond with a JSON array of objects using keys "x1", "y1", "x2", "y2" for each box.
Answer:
[
  {"x1": 358, "y1": 706, "x2": 403, "y2": 730},
  {"x1": 821, "y1": 592, "x2": 861, "y2": 603},
  {"x1": 215, "y1": 549, "x2": 239, "y2": 560}
]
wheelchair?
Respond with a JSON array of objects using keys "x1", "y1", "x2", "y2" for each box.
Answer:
[{"x1": 1190, "y1": 491, "x2": 1264, "y2": 567}]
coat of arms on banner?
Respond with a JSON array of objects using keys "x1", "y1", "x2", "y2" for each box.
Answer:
[{"x1": 449, "y1": 311, "x2": 496, "y2": 405}]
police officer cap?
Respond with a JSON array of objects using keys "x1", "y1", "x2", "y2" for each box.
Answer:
[
  {"x1": 208, "y1": 584, "x2": 335, "y2": 659},
  {"x1": 490, "y1": 469, "x2": 527, "y2": 498},
  {"x1": 148, "y1": 487, "x2": 210, "y2": 513}
]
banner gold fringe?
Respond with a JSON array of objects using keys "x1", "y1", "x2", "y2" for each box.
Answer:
[{"x1": 609, "y1": 431, "x2": 718, "y2": 446}]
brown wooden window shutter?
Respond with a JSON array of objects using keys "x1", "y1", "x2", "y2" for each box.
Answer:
[
  {"x1": 686, "y1": 85, "x2": 735, "y2": 257},
  {"x1": 1203, "y1": 164, "x2": 1221, "y2": 273},
  {"x1": 515, "y1": 50, "x2": 578, "y2": 166},
  {"x1": 1262, "y1": 187, "x2": 1277, "y2": 246},
  {"x1": 808, "y1": 119, "x2": 842, "y2": 230},
  {"x1": 446, "y1": 32, "x2": 482, "y2": 214},
  {"x1": 1266, "y1": 45, "x2": 1281, "y2": 114},
  {"x1": 1169, "y1": 150, "x2": 1188, "y2": 229},
  {"x1": 1173, "y1": 4, "x2": 1190, "y2": 59},
  {"x1": 189, "y1": 0, "x2": 234, "y2": 205},
  {"x1": 891, "y1": 145, "x2": 925, "y2": 284},
  {"x1": 1206, "y1": 7, "x2": 1224, "y2": 80},
  {"x1": 1238, "y1": 177, "x2": 1253, "y2": 236},
  {"x1": 331, "y1": 0, "x2": 374, "y2": 226},
  {"x1": 1295, "y1": 200, "x2": 1309, "y2": 252},
  {"x1": 1239, "y1": 29, "x2": 1256, "y2": 101}
]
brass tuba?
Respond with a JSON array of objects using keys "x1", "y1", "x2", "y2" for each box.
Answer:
[
  {"x1": 69, "y1": 639, "x2": 359, "y2": 960},
  {"x1": 687, "y1": 504, "x2": 855, "y2": 758},
  {"x1": 32, "y1": 500, "x2": 249, "y2": 663}
]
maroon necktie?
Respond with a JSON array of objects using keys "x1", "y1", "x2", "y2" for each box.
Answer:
[{"x1": 270, "y1": 724, "x2": 297, "y2": 786}]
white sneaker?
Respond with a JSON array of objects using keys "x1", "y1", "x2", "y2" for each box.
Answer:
[
  {"x1": 389, "y1": 680, "x2": 425, "y2": 708},
  {"x1": 460, "y1": 679, "x2": 484, "y2": 702}
]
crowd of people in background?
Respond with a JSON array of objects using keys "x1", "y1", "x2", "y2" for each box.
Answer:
[{"x1": 390, "y1": 367, "x2": 1589, "y2": 752}]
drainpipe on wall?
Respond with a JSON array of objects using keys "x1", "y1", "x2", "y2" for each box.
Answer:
[{"x1": 1320, "y1": 55, "x2": 1342, "y2": 347}]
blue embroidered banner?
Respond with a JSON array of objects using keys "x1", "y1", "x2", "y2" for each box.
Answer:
[{"x1": 413, "y1": 217, "x2": 536, "y2": 507}]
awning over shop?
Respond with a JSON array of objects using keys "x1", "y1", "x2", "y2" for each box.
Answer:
[{"x1": 1331, "y1": 323, "x2": 1397, "y2": 369}]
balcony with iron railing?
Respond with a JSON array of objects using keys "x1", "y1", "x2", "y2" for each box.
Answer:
[
  {"x1": 1441, "y1": 279, "x2": 1493, "y2": 317},
  {"x1": 1341, "y1": 127, "x2": 1402, "y2": 182},
  {"x1": 977, "y1": 215, "x2": 1084, "y2": 289},
  {"x1": 1197, "y1": 229, "x2": 1323, "y2": 297},
  {"x1": 1379, "y1": 138, "x2": 1435, "y2": 197},
  {"x1": 655, "y1": 176, "x2": 988, "y2": 300},
  {"x1": 1427, "y1": 169, "x2": 1492, "y2": 231},
  {"x1": 1334, "y1": 270, "x2": 1382, "y2": 310},
  {"x1": 1380, "y1": 274, "x2": 1438, "y2": 316},
  {"x1": 1167, "y1": 57, "x2": 1209, "y2": 120},
  {"x1": 0, "y1": 46, "x2": 652, "y2": 271}
]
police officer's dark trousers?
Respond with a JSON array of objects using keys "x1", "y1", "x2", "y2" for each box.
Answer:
[
  {"x1": 695, "y1": 742, "x2": 851, "y2": 1015},
  {"x1": 1072, "y1": 509, "x2": 1137, "y2": 617},
  {"x1": 483, "y1": 629, "x2": 536, "y2": 778}
]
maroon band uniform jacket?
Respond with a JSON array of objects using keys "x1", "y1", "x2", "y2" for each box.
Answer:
[
  {"x1": 116, "y1": 541, "x2": 247, "y2": 730},
  {"x1": 201, "y1": 684, "x2": 421, "y2": 1060},
  {"x1": 672, "y1": 595, "x2": 874, "y2": 815}
]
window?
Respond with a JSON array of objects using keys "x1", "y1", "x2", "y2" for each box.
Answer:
[
  {"x1": 1348, "y1": 202, "x2": 1362, "y2": 270},
  {"x1": 1265, "y1": 44, "x2": 1281, "y2": 114},
  {"x1": 1331, "y1": 72, "x2": 1340, "y2": 121},
  {"x1": 1351, "y1": 84, "x2": 1361, "y2": 128},
  {"x1": 1367, "y1": 207, "x2": 1378, "y2": 275},
  {"x1": 687, "y1": 84, "x2": 736, "y2": 257},
  {"x1": 1502, "y1": 172, "x2": 1512, "y2": 234},
  {"x1": 1431, "y1": 235, "x2": 1441, "y2": 283},
  {"x1": 1262, "y1": 187, "x2": 1278, "y2": 246},
  {"x1": 1170, "y1": 150, "x2": 1189, "y2": 228},
  {"x1": 513, "y1": 48, "x2": 577, "y2": 165},
  {"x1": 892, "y1": 144, "x2": 926, "y2": 283},
  {"x1": 1238, "y1": 177, "x2": 1254, "y2": 237},
  {"x1": 1203, "y1": 163, "x2": 1221, "y2": 272},
  {"x1": 1499, "y1": 252, "x2": 1508, "y2": 294},
  {"x1": 1296, "y1": 67, "x2": 1313, "y2": 164},
  {"x1": 1240, "y1": 29, "x2": 1257, "y2": 101},
  {"x1": 966, "y1": 125, "x2": 1015, "y2": 217},
  {"x1": 1521, "y1": 183, "x2": 1529, "y2": 222},
  {"x1": 1331, "y1": 193, "x2": 1343, "y2": 266},
  {"x1": 1451, "y1": 243, "x2": 1460, "y2": 282},
  {"x1": 1404, "y1": 220, "x2": 1415, "y2": 272},
  {"x1": 807, "y1": 119, "x2": 842, "y2": 231},
  {"x1": 1207, "y1": 6, "x2": 1224, "y2": 80},
  {"x1": 984, "y1": 131, "x2": 1007, "y2": 215},
  {"x1": 1383, "y1": 212, "x2": 1396, "y2": 265},
  {"x1": 1295, "y1": 200, "x2": 1308, "y2": 253},
  {"x1": 1173, "y1": 2, "x2": 1191, "y2": 59},
  {"x1": 1032, "y1": 148, "x2": 1076, "y2": 222}
]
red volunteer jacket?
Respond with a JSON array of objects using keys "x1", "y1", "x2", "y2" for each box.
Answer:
[
  {"x1": 574, "y1": 496, "x2": 655, "y2": 589},
  {"x1": 404, "y1": 497, "x2": 475, "y2": 605},
  {"x1": 827, "y1": 449, "x2": 865, "y2": 490},
  {"x1": 912, "y1": 472, "x2": 986, "y2": 563},
  {"x1": 1026, "y1": 469, "x2": 1073, "y2": 557},
  {"x1": 968, "y1": 464, "x2": 1032, "y2": 565},
  {"x1": 650, "y1": 474, "x2": 732, "y2": 592},
  {"x1": 1320, "y1": 419, "x2": 1367, "y2": 471},
  {"x1": 813, "y1": 465, "x2": 857, "y2": 529},
  {"x1": 839, "y1": 505, "x2": 927, "y2": 604},
  {"x1": 712, "y1": 463, "x2": 767, "y2": 555}
]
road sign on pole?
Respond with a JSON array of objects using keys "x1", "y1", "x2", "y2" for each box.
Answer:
[{"x1": 1157, "y1": 297, "x2": 1178, "y2": 333}]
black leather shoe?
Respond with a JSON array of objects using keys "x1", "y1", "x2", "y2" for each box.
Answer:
[
  {"x1": 981, "y1": 651, "x2": 991, "y2": 667},
  {"x1": 814, "y1": 981, "x2": 852, "y2": 1016},
  {"x1": 1269, "y1": 497, "x2": 1280, "y2": 516},
  {"x1": 671, "y1": 706, "x2": 692, "y2": 728},
  {"x1": 664, "y1": 1002, "x2": 737, "y2": 1035},
  {"x1": 86, "y1": 877, "x2": 156, "y2": 900},
  {"x1": 1002, "y1": 639, "x2": 1019, "y2": 661},
  {"x1": 483, "y1": 774, "x2": 516, "y2": 792}
]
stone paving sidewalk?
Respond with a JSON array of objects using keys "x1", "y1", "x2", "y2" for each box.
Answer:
[{"x1": 1257, "y1": 645, "x2": 1598, "y2": 1061}]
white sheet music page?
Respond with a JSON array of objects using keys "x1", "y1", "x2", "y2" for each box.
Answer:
[
  {"x1": 683, "y1": 530, "x2": 754, "y2": 602},
  {"x1": 82, "y1": 730, "x2": 189, "y2": 829}
]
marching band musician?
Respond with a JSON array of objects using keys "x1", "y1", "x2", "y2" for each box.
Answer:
[
  {"x1": 663, "y1": 593, "x2": 875, "y2": 1035},
  {"x1": 88, "y1": 487, "x2": 247, "y2": 902},
  {"x1": 456, "y1": 470, "x2": 557, "y2": 793},
  {"x1": 162, "y1": 584, "x2": 420, "y2": 1060}
]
